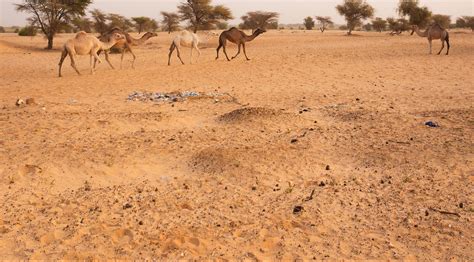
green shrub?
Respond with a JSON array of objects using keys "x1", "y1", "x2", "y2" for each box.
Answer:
[
  {"x1": 0, "y1": 26, "x2": 5, "y2": 33},
  {"x1": 18, "y1": 26, "x2": 37, "y2": 36}
]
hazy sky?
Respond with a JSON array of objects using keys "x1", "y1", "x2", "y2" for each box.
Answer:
[{"x1": 1, "y1": 0, "x2": 473, "y2": 27}]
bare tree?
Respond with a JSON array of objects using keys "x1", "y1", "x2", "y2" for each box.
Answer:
[
  {"x1": 161, "y1": 11, "x2": 180, "y2": 34},
  {"x1": 16, "y1": 0, "x2": 92, "y2": 49},
  {"x1": 239, "y1": 11, "x2": 279, "y2": 30},
  {"x1": 316, "y1": 16, "x2": 334, "y2": 32},
  {"x1": 178, "y1": 0, "x2": 233, "y2": 33}
]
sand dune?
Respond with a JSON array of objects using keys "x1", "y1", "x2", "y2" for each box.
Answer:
[{"x1": 0, "y1": 30, "x2": 473, "y2": 260}]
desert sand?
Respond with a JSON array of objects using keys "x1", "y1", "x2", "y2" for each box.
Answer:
[{"x1": 0, "y1": 30, "x2": 473, "y2": 260}]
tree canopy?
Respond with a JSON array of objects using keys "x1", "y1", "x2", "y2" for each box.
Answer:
[
  {"x1": 239, "y1": 11, "x2": 279, "y2": 30},
  {"x1": 316, "y1": 16, "x2": 334, "y2": 32},
  {"x1": 336, "y1": 0, "x2": 374, "y2": 35},
  {"x1": 178, "y1": 0, "x2": 233, "y2": 33},
  {"x1": 161, "y1": 11, "x2": 181, "y2": 34},
  {"x1": 304, "y1": 17, "x2": 315, "y2": 30},
  {"x1": 397, "y1": 0, "x2": 431, "y2": 28},
  {"x1": 371, "y1": 17, "x2": 387, "y2": 32},
  {"x1": 431, "y1": 14, "x2": 451, "y2": 28},
  {"x1": 16, "y1": 0, "x2": 92, "y2": 49}
]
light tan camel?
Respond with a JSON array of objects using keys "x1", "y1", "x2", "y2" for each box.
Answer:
[
  {"x1": 411, "y1": 24, "x2": 450, "y2": 55},
  {"x1": 168, "y1": 30, "x2": 201, "y2": 66},
  {"x1": 216, "y1": 28, "x2": 266, "y2": 61},
  {"x1": 98, "y1": 28, "x2": 158, "y2": 69},
  {"x1": 58, "y1": 31, "x2": 125, "y2": 77}
]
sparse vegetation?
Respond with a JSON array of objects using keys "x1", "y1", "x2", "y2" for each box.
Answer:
[
  {"x1": 178, "y1": 0, "x2": 233, "y2": 33},
  {"x1": 161, "y1": 12, "x2": 181, "y2": 34},
  {"x1": 304, "y1": 16, "x2": 315, "y2": 30},
  {"x1": 316, "y1": 16, "x2": 334, "y2": 32},
  {"x1": 0, "y1": 26, "x2": 5, "y2": 33},
  {"x1": 431, "y1": 14, "x2": 451, "y2": 28},
  {"x1": 240, "y1": 11, "x2": 279, "y2": 30},
  {"x1": 398, "y1": 0, "x2": 432, "y2": 29},
  {"x1": 336, "y1": 0, "x2": 374, "y2": 35},
  {"x1": 372, "y1": 17, "x2": 387, "y2": 32},
  {"x1": 456, "y1": 16, "x2": 474, "y2": 31},
  {"x1": 18, "y1": 26, "x2": 37, "y2": 36},
  {"x1": 16, "y1": 0, "x2": 92, "y2": 49},
  {"x1": 387, "y1": 17, "x2": 410, "y2": 35}
]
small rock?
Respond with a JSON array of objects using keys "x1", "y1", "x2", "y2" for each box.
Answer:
[
  {"x1": 26, "y1": 98, "x2": 36, "y2": 105},
  {"x1": 123, "y1": 203, "x2": 133, "y2": 209},
  {"x1": 459, "y1": 203, "x2": 464, "y2": 208},
  {"x1": 251, "y1": 186, "x2": 257, "y2": 191},
  {"x1": 291, "y1": 138, "x2": 298, "y2": 144},
  {"x1": 319, "y1": 181, "x2": 326, "y2": 187},
  {"x1": 15, "y1": 98, "x2": 25, "y2": 107},
  {"x1": 325, "y1": 165, "x2": 330, "y2": 171},
  {"x1": 293, "y1": 205, "x2": 304, "y2": 214}
]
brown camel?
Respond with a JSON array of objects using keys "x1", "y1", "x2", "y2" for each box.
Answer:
[
  {"x1": 97, "y1": 28, "x2": 157, "y2": 69},
  {"x1": 216, "y1": 27, "x2": 266, "y2": 61},
  {"x1": 411, "y1": 24, "x2": 450, "y2": 55},
  {"x1": 58, "y1": 31, "x2": 125, "y2": 77}
]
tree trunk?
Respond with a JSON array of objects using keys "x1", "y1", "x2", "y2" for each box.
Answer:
[
  {"x1": 348, "y1": 28, "x2": 352, "y2": 35},
  {"x1": 47, "y1": 35, "x2": 54, "y2": 49}
]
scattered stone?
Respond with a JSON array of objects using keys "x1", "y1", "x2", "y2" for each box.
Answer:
[
  {"x1": 251, "y1": 186, "x2": 257, "y2": 191},
  {"x1": 123, "y1": 203, "x2": 133, "y2": 209},
  {"x1": 425, "y1": 121, "x2": 439, "y2": 128},
  {"x1": 459, "y1": 203, "x2": 464, "y2": 208},
  {"x1": 291, "y1": 138, "x2": 298, "y2": 144},
  {"x1": 325, "y1": 165, "x2": 330, "y2": 171},
  {"x1": 26, "y1": 98, "x2": 36, "y2": 105},
  {"x1": 319, "y1": 181, "x2": 326, "y2": 187},
  {"x1": 15, "y1": 98, "x2": 25, "y2": 107},
  {"x1": 127, "y1": 90, "x2": 236, "y2": 104},
  {"x1": 293, "y1": 205, "x2": 304, "y2": 214}
]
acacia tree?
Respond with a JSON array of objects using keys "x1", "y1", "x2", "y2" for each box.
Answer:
[
  {"x1": 178, "y1": 0, "x2": 233, "y2": 33},
  {"x1": 304, "y1": 16, "x2": 315, "y2": 30},
  {"x1": 15, "y1": 0, "x2": 92, "y2": 49},
  {"x1": 456, "y1": 16, "x2": 474, "y2": 31},
  {"x1": 240, "y1": 11, "x2": 279, "y2": 30},
  {"x1": 431, "y1": 14, "x2": 451, "y2": 28},
  {"x1": 336, "y1": 0, "x2": 374, "y2": 35},
  {"x1": 371, "y1": 17, "x2": 387, "y2": 32},
  {"x1": 161, "y1": 11, "x2": 180, "y2": 33},
  {"x1": 316, "y1": 16, "x2": 334, "y2": 32},
  {"x1": 71, "y1": 17, "x2": 92, "y2": 33},
  {"x1": 91, "y1": 9, "x2": 108, "y2": 34},
  {"x1": 387, "y1": 17, "x2": 409, "y2": 35},
  {"x1": 398, "y1": 0, "x2": 431, "y2": 30},
  {"x1": 132, "y1": 16, "x2": 152, "y2": 33},
  {"x1": 107, "y1": 13, "x2": 133, "y2": 32}
]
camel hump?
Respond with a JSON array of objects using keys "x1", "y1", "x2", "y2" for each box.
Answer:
[
  {"x1": 432, "y1": 23, "x2": 444, "y2": 30},
  {"x1": 75, "y1": 31, "x2": 87, "y2": 38}
]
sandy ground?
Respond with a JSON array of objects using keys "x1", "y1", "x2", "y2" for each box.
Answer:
[{"x1": 0, "y1": 29, "x2": 473, "y2": 260}]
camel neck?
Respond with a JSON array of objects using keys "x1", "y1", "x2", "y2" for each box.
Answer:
[
  {"x1": 101, "y1": 40, "x2": 118, "y2": 50},
  {"x1": 244, "y1": 32, "x2": 259, "y2": 42}
]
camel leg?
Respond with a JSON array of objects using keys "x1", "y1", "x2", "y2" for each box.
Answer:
[
  {"x1": 168, "y1": 43, "x2": 175, "y2": 66},
  {"x1": 192, "y1": 43, "x2": 200, "y2": 63},
  {"x1": 128, "y1": 47, "x2": 136, "y2": 69},
  {"x1": 58, "y1": 49, "x2": 68, "y2": 77},
  {"x1": 428, "y1": 39, "x2": 432, "y2": 54},
  {"x1": 103, "y1": 51, "x2": 115, "y2": 69},
  {"x1": 216, "y1": 43, "x2": 222, "y2": 60},
  {"x1": 232, "y1": 44, "x2": 241, "y2": 60},
  {"x1": 190, "y1": 46, "x2": 193, "y2": 64},
  {"x1": 69, "y1": 54, "x2": 81, "y2": 76},
  {"x1": 120, "y1": 50, "x2": 125, "y2": 69},
  {"x1": 176, "y1": 46, "x2": 185, "y2": 65},
  {"x1": 242, "y1": 43, "x2": 250, "y2": 61},
  {"x1": 222, "y1": 44, "x2": 231, "y2": 61},
  {"x1": 90, "y1": 55, "x2": 94, "y2": 75},
  {"x1": 445, "y1": 34, "x2": 450, "y2": 55},
  {"x1": 437, "y1": 39, "x2": 445, "y2": 55}
]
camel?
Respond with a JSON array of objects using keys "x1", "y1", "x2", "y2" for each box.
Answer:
[
  {"x1": 168, "y1": 30, "x2": 201, "y2": 66},
  {"x1": 216, "y1": 28, "x2": 266, "y2": 61},
  {"x1": 58, "y1": 31, "x2": 125, "y2": 77},
  {"x1": 411, "y1": 24, "x2": 450, "y2": 55},
  {"x1": 98, "y1": 28, "x2": 158, "y2": 69}
]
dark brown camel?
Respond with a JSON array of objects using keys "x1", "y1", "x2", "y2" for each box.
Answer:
[
  {"x1": 97, "y1": 27, "x2": 157, "y2": 69},
  {"x1": 216, "y1": 27, "x2": 266, "y2": 61}
]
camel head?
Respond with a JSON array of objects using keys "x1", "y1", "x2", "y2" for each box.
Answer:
[
  {"x1": 110, "y1": 32, "x2": 126, "y2": 42},
  {"x1": 143, "y1": 32, "x2": 158, "y2": 39},
  {"x1": 410, "y1": 25, "x2": 418, "y2": 35},
  {"x1": 253, "y1": 28, "x2": 267, "y2": 36}
]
